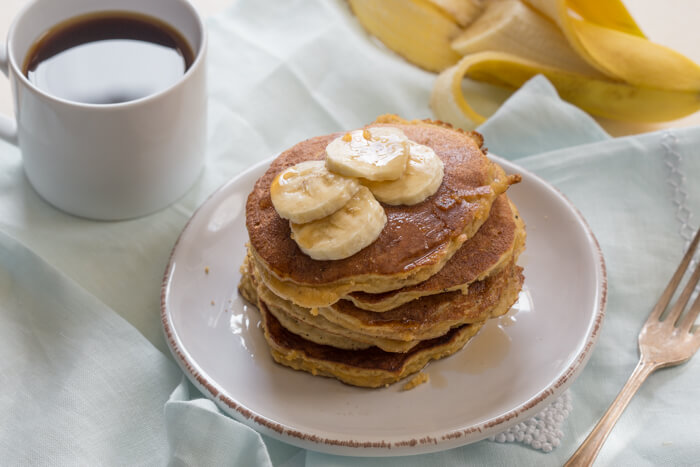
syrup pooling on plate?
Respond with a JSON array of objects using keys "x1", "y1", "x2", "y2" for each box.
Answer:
[
  {"x1": 428, "y1": 289, "x2": 532, "y2": 386},
  {"x1": 229, "y1": 301, "x2": 261, "y2": 358},
  {"x1": 457, "y1": 321, "x2": 512, "y2": 374},
  {"x1": 503, "y1": 288, "x2": 534, "y2": 324}
]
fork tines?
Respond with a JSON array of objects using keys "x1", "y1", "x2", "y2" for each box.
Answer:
[{"x1": 650, "y1": 228, "x2": 700, "y2": 331}]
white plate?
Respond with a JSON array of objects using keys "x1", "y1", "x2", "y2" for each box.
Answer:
[{"x1": 161, "y1": 155, "x2": 606, "y2": 456}]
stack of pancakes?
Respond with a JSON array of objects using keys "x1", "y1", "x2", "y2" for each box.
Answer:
[{"x1": 239, "y1": 116, "x2": 525, "y2": 388}]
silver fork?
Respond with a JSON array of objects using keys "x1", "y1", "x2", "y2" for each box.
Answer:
[{"x1": 565, "y1": 227, "x2": 700, "y2": 466}]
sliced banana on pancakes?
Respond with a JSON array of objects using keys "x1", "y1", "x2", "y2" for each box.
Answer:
[
  {"x1": 290, "y1": 186, "x2": 387, "y2": 261},
  {"x1": 326, "y1": 127, "x2": 409, "y2": 181},
  {"x1": 270, "y1": 160, "x2": 361, "y2": 224},
  {"x1": 271, "y1": 127, "x2": 445, "y2": 261},
  {"x1": 364, "y1": 142, "x2": 444, "y2": 205}
]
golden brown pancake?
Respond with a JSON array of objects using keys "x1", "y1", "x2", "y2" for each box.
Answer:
[
  {"x1": 247, "y1": 116, "x2": 519, "y2": 308},
  {"x1": 260, "y1": 285, "x2": 416, "y2": 352},
  {"x1": 266, "y1": 300, "x2": 373, "y2": 350},
  {"x1": 320, "y1": 261, "x2": 522, "y2": 342},
  {"x1": 237, "y1": 115, "x2": 527, "y2": 388},
  {"x1": 243, "y1": 256, "x2": 412, "y2": 352},
  {"x1": 258, "y1": 302, "x2": 485, "y2": 388},
  {"x1": 247, "y1": 252, "x2": 522, "y2": 347},
  {"x1": 346, "y1": 194, "x2": 525, "y2": 311}
]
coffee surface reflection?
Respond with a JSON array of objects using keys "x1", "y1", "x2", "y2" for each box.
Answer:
[{"x1": 24, "y1": 11, "x2": 195, "y2": 105}]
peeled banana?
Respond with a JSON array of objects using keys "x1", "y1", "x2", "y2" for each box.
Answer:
[
  {"x1": 364, "y1": 142, "x2": 444, "y2": 205},
  {"x1": 349, "y1": 0, "x2": 700, "y2": 124},
  {"x1": 290, "y1": 186, "x2": 387, "y2": 260},
  {"x1": 451, "y1": 0, "x2": 599, "y2": 75},
  {"x1": 270, "y1": 160, "x2": 361, "y2": 224}
]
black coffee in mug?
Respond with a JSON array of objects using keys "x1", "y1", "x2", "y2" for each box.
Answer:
[{"x1": 23, "y1": 11, "x2": 195, "y2": 105}]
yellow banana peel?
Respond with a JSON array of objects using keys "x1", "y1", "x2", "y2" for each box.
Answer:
[
  {"x1": 525, "y1": 0, "x2": 644, "y2": 38},
  {"x1": 571, "y1": 19, "x2": 700, "y2": 91},
  {"x1": 431, "y1": 51, "x2": 700, "y2": 126},
  {"x1": 429, "y1": 0, "x2": 484, "y2": 27},
  {"x1": 565, "y1": 0, "x2": 644, "y2": 37},
  {"x1": 350, "y1": 0, "x2": 700, "y2": 123},
  {"x1": 527, "y1": 0, "x2": 700, "y2": 88},
  {"x1": 348, "y1": 0, "x2": 464, "y2": 72}
]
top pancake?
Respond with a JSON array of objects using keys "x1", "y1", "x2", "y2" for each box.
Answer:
[{"x1": 246, "y1": 116, "x2": 517, "y2": 307}]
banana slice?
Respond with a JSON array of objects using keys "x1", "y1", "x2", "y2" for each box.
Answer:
[
  {"x1": 364, "y1": 142, "x2": 444, "y2": 205},
  {"x1": 270, "y1": 160, "x2": 361, "y2": 224},
  {"x1": 290, "y1": 186, "x2": 386, "y2": 261},
  {"x1": 325, "y1": 127, "x2": 410, "y2": 181}
]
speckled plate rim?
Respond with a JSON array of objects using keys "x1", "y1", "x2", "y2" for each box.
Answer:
[{"x1": 161, "y1": 154, "x2": 607, "y2": 457}]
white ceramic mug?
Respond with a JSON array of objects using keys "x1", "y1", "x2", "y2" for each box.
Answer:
[{"x1": 0, "y1": 0, "x2": 207, "y2": 220}]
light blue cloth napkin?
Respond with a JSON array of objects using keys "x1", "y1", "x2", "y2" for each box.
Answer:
[{"x1": 1, "y1": 0, "x2": 699, "y2": 465}]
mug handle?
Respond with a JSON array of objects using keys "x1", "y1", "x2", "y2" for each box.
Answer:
[{"x1": 0, "y1": 43, "x2": 18, "y2": 145}]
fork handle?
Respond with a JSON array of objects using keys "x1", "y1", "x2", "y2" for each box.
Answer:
[{"x1": 564, "y1": 360, "x2": 657, "y2": 467}]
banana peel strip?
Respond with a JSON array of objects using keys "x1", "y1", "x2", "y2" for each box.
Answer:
[
  {"x1": 527, "y1": 0, "x2": 700, "y2": 89},
  {"x1": 432, "y1": 51, "x2": 700, "y2": 127},
  {"x1": 349, "y1": 0, "x2": 700, "y2": 123},
  {"x1": 570, "y1": 19, "x2": 700, "y2": 91},
  {"x1": 525, "y1": 0, "x2": 644, "y2": 38},
  {"x1": 564, "y1": 0, "x2": 644, "y2": 37}
]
